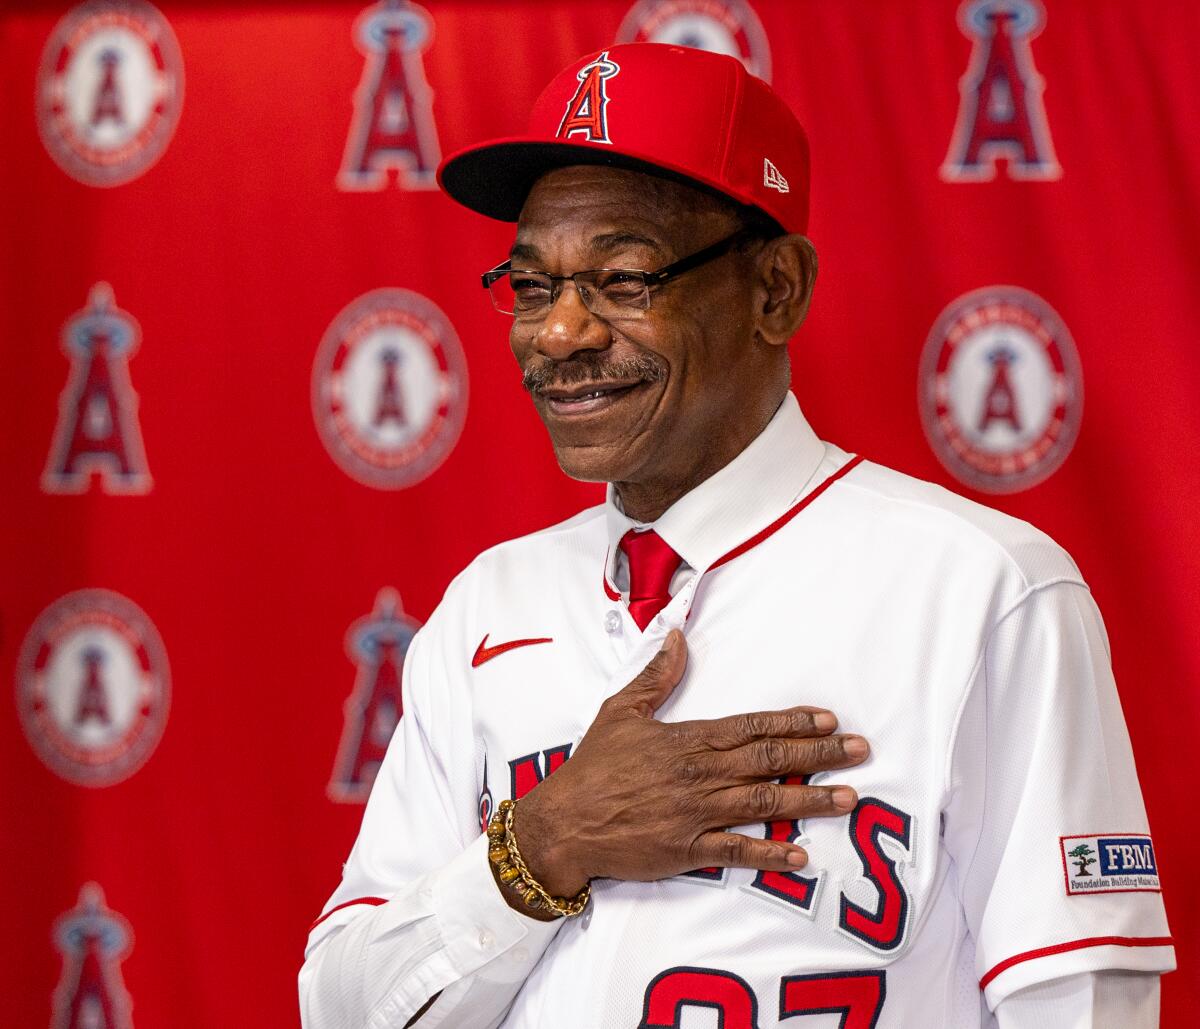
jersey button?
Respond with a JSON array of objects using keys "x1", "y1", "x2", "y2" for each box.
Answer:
[
  {"x1": 477, "y1": 928, "x2": 495, "y2": 949},
  {"x1": 604, "y1": 610, "x2": 621, "y2": 634}
]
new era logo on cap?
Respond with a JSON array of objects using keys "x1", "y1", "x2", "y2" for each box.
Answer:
[{"x1": 763, "y1": 158, "x2": 789, "y2": 193}]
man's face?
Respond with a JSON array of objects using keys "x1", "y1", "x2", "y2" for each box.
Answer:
[{"x1": 508, "y1": 165, "x2": 780, "y2": 498}]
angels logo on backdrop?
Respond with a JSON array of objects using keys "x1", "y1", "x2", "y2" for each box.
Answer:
[
  {"x1": 328, "y1": 588, "x2": 422, "y2": 803},
  {"x1": 919, "y1": 286, "x2": 1083, "y2": 494},
  {"x1": 942, "y1": 0, "x2": 1060, "y2": 181},
  {"x1": 312, "y1": 288, "x2": 468, "y2": 489},
  {"x1": 339, "y1": 0, "x2": 442, "y2": 190},
  {"x1": 44, "y1": 283, "x2": 151, "y2": 496},
  {"x1": 50, "y1": 883, "x2": 135, "y2": 1029},
  {"x1": 616, "y1": 0, "x2": 771, "y2": 82},
  {"x1": 37, "y1": 0, "x2": 184, "y2": 187},
  {"x1": 17, "y1": 589, "x2": 171, "y2": 787}
]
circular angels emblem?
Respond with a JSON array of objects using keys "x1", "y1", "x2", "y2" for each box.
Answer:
[
  {"x1": 17, "y1": 589, "x2": 171, "y2": 787},
  {"x1": 37, "y1": 1, "x2": 185, "y2": 187},
  {"x1": 312, "y1": 288, "x2": 469, "y2": 489},
  {"x1": 617, "y1": 0, "x2": 772, "y2": 82},
  {"x1": 919, "y1": 285, "x2": 1083, "y2": 493}
]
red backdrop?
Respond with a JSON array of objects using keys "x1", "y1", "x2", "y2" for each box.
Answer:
[{"x1": 2, "y1": 1, "x2": 1196, "y2": 1025}]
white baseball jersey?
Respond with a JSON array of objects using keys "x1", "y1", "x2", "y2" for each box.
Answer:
[{"x1": 301, "y1": 393, "x2": 1173, "y2": 1028}]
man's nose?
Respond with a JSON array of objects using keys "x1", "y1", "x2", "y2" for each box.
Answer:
[{"x1": 531, "y1": 282, "x2": 610, "y2": 360}]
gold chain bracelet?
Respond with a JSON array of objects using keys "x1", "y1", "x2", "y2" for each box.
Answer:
[{"x1": 486, "y1": 799, "x2": 591, "y2": 918}]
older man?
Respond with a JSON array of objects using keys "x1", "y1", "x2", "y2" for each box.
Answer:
[{"x1": 300, "y1": 43, "x2": 1172, "y2": 1027}]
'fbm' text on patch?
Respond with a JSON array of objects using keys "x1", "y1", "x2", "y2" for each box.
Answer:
[{"x1": 1061, "y1": 834, "x2": 1160, "y2": 895}]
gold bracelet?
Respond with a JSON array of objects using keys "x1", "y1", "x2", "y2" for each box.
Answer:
[{"x1": 486, "y1": 799, "x2": 590, "y2": 918}]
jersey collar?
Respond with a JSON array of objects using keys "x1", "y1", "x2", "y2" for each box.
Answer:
[{"x1": 604, "y1": 392, "x2": 828, "y2": 579}]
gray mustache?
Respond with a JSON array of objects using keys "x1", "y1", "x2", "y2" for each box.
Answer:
[{"x1": 522, "y1": 354, "x2": 666, "y2": 395}]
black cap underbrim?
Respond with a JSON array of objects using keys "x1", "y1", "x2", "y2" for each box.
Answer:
[{"x1": 438, "y1": 139, "x2": 759, "y2": 224}]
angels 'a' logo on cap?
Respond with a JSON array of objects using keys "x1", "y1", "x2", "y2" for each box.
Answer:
[
  {"x1": 37, "y1": 1, "x2": 184, "y2": 187},
  {"x1": 919, "y1": 286, "x2": 1083, "y2": 494},
  {"x1": 942, "y1": 0, "x2": 1060, "y2": 181},
  {"x1": 312, "y1": 288, "x2": 468, "y2": 490},
  {"x1": 557, "y1": 51, "x2": 621, "y2": 145},
  {"x1": 617, "y1": 0, "x2": 772, "y2": 82},
  {"x1": 17, "y1": 589, "x2": 171, "y2": 787},
  {"x1": 51, "y1": 883, "x2": 135, "y2": 1029}
]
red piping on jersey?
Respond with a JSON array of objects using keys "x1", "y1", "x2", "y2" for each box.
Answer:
[
  {"x1": 979, "y1": 935, "x2": 1174, "y2": 990},
  {"x1": 309, "y1": 897, "x2": 387, "y2": 932},
  {"x1": 708, "y1": 455, "x2": 865, "y2": 572},
  {"x1": 602, "y1": 548, "x2": 620, "y2": 600},
  {"x1": 599, "y1": 455, "x2": 863, "y2": 601}
]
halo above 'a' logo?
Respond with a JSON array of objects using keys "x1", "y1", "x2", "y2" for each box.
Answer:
[
  {"x1": 919, "y1": 285, "x2": 1083, "y2": 494},
  {"x1": 617, "y1": 0, "x2": 772, "y2": 82},
  {"x1": 17, "y1": 589, "x2": 171, "y2": 787},
  {"x1": 312, "y1": 288, "x2": 468, "y2": 490},
  {"x1": 37, "y1": 1, "x2": 185, "y2": 187}
]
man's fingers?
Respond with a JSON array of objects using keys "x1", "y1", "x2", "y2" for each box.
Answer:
[
  {"x1": 609, "y1": 630, "x2": 688, "y2": 717},
  {"x1": 689, "y1": 831, "x2": 809, "y2": 872},
  {"x1": 719, "y1": 734, "x2": 870, "y2": 781},
  {"x1": 684, "y1": 706, "x2": 840, "y2": 750},
  {"x1": 712, "y1": 781, "x2": 859, "y2": 824}
]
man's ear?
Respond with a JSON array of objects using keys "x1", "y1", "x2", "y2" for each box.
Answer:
[{"x1": 754, "y1": 234, "x2": 818, "y2": 346}]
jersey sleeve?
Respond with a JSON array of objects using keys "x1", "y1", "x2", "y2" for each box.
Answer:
[
  {"x1": 943, "y1": 579, "x2": 1175, "y2": 1011},
  {"x1": 299, "y1": 598, "x2": 562, "y2": 1028},
  {"x1": 992, "y1": 970, "x2": 1160, "y2": 1028}
]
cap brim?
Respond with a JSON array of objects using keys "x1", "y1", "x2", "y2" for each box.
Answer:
[{"x1": 438, "y1": 138, "x2": 760, "y2": 223}]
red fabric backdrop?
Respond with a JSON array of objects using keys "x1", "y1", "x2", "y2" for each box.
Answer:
[{"x1": 2, "y1": 1, "x2": 1196, "y2": 1024}]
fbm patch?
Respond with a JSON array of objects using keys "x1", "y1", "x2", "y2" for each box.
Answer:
[{"x1": 1061, "y1": 834, "x2": 1161, "y2": 895}]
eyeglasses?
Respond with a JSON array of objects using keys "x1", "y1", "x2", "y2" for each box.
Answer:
[{"x1": 481, "y1": 227, "x2": 755, "y2": 321}]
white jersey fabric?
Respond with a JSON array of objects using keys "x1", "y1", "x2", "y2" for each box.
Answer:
[{"x1": 300, "y1": 393, "x2": 1173, "y2": 1028}]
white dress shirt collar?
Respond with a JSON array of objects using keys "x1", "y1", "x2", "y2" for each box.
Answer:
[{"x1": 604, "y1": 392, "x2": 827, "y2": 577}]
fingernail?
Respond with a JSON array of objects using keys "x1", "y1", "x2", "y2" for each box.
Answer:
[
  {"x1": 813, "y1": 711, "x2": 837, "y2": 732},
  {"x1": 843, "y1": 736, "x2": 869, "y2": 759},
  {"x1": 663, "y1": 630, "x2": 680, "y2": 651},
  {"x1": 832, "y1": 787, "x2": 857, "y2": 810},
  {"x1": 786, "y1": 848, "x2": 808, "y2": 867}
]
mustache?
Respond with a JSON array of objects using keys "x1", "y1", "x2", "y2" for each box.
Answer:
[{"x1": 521, "y1": 353, "x2": 667, "y2": 395}]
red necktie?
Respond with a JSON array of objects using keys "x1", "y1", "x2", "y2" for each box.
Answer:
[{"x1": 619, "y1": 529, "x2": 683, "y2": 631}]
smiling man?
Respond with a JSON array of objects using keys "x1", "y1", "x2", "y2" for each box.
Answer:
[{"x1": 300, "y1": 44, "x2": 1173, "y2": 1028}]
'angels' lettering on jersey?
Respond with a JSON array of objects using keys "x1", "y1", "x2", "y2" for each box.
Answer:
[{"x1": 483, "y1": 739, "x2": 916, "y2": 958}]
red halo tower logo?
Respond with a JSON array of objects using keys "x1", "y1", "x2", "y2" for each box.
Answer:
[
  {"x1": 617, "y1": 0, "x2": 772, "y2": 82},
  {"x1": 17, "y1": 590, "x2": 171, "y2": 787},
  {"x1": 328, "y1": 587, "x2": 421, "y2": 803},
  {"x1": 339, "y1": 0, "x2": 441, "y2": 190},
  {"x1": 942, "y1": 0, "x2": 1059, "y2": 181},
  {"x1": 43, "y1": 283, "x2": 152, "y2": 496},
  {"x1": 37, "y1": 1, "x2": 185, "y2": 187},
  {"x1": 919, "y1": 286, "x2": 1083, "y2": 494},
  {"x1": 50, "y1": 883, "x2": 135, "y2": 1029},
  {"x1": 312, "y1": 288, "x2": 468, "y2": 490}
]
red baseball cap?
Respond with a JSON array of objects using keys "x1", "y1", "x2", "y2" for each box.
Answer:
[{"x1": 438, "y1": 42, "x2": 810, "y2": 234}]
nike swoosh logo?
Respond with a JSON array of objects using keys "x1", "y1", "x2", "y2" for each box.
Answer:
[{"x1": 472, "y1": 634, "x2": 554, "y2": 668}]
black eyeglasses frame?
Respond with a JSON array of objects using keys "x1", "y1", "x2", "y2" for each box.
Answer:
[{"x1": 480, "y1": 226, "x2": 759, "y2": 317}]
